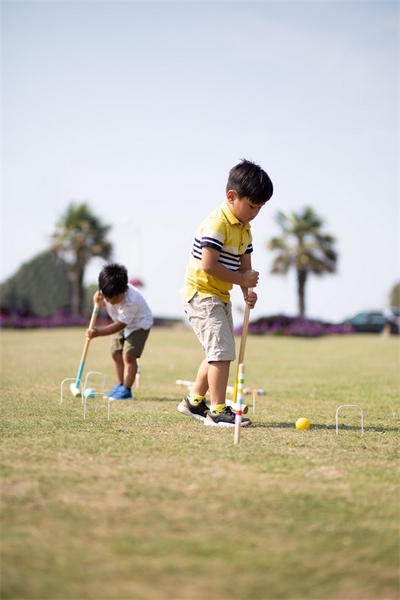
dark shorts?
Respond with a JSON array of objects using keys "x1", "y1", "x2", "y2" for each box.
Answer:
[{"x1": 110, "y1": 329, "x2": 150, "y2": 357}]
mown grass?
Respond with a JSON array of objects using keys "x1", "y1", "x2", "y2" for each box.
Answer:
[{"x1": 1, "y1": 327, "x2": 399, "y2": 600}]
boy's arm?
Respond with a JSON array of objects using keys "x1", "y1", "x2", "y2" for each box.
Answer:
[
  {"x1": 238, "y1": 253, "x2": 258, "y2": 308},
  {"x1": 93, "y1": 290, "x2": 106, "y2": 310},
  {"x1": 202, "y1": 247, "x2": 259, "y2": 290},
  {"x1": 86, "y1": 290, "x2": 125, "y2": 339},
  {"x1": 86, "y1": 320, "x2": 126, "y2": 340}
]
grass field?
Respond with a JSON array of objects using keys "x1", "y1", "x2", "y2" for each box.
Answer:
[{"x1": 1, "y1": 327, "x2": 399, "y2": 600}]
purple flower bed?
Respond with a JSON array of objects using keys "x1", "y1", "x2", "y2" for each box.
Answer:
[
  {"x1": 1, "y1": 312, "x2": 353, "y2": 335},
  {"x1": 0, "y1": 314, "x2": 111, "y2": 329},
  {"x1": 235, "y1": 314, "x2": 354, "y2": 337},
  {"x1": 0, "y1": 313, "x2": 183, "y2": 329}
]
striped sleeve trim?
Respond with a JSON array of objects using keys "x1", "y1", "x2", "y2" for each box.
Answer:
[
  {"x1": 201, "y1": 236, "x2": 222, "y2": 252},
  {"x1": 192, "y1": 243, "x2": 242, "y2": 272}
]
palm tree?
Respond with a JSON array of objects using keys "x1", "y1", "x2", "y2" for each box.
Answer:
[
  {"x1": 267, "y1": 207, "x2": 338, "y2": 317},
  {"x1": 51, "y1": 203, "x2": 112, "y2": 316}
]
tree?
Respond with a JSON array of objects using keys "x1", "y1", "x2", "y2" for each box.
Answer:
[
  {"x1": 51, "y1": 203, "x2": 112, "y2": 317},
  {"x1": 267, "y1": 206, "x2": 338, "y2": 317},
  {"x1": 0, "y1": 251, "x2": 71, "y2": 317}
]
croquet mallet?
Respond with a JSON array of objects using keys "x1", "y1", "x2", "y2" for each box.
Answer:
[
  {"x1": 70, "y1": 302, "x2": 99, "y2": 398},
  {"x1": 233, "y1": 288, "x2": 252, "y2": 444}
]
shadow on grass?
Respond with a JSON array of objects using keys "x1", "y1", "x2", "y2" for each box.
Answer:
[
  {"x1": 139, "y1": 399, "x2": 400, "y2": 433},
  {"x1": 252, "y1": 422, "x2": 400, "y2": 433}
]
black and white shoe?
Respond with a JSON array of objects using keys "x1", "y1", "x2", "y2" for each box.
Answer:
[
  {"x1": 204, "y1": 406, "x2": 252, "y2": 428},
  {"x1": 178, "y1": 397, "x2": 210, "y2": 421}
]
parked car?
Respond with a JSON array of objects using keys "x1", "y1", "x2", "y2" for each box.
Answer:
[{"x1": 343, "y1": 309, "x2": 399, "y2": 334}]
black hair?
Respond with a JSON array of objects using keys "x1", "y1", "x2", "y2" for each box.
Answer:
[
  {"x1": 98, "y1": 263, "x2": 128, "y2": 298},
  {"x1": 226, "y1": 159, "x2": 273, "y2": 204}
]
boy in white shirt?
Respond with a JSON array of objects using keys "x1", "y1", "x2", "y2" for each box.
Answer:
[{"x1": 86, "y1": 263, "x2": 153, "y2": 399}]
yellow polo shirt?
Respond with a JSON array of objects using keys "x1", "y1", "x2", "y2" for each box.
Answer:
[{"x1": 180, "y1": 201, "x2": 252, "y2": 303}]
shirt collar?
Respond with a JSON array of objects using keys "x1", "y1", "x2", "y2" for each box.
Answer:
[
  {"x1": 220, "y1": 200, "x2": 249, "y2": 230},
  {"x1": 221, "y1": 200, "x2": 241, "y2": 225}
]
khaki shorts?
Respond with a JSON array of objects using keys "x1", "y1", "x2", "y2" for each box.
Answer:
[
  {"x1": 183, "y1": 294, "x2": 236, "y2": 362},
  {"x1": 110, "y1": 328, "x2": 150, "y2": 357}
]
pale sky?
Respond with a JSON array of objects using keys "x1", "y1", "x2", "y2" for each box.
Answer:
[{"x1": 2, "y1": 1, "x2": 398, "y2": 325}]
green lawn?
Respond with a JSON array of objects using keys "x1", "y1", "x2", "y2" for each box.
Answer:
[{"x1": 1, "y1": 327, "x2": 399, "y2": 600}]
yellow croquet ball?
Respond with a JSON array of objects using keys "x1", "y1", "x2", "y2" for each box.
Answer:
[{"x1": 295, "y1": 417, "x2": 310, "y2": 430}]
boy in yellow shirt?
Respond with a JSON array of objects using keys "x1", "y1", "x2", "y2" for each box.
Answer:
[{"x1": 179, "y1": 159, "x2": 273, "y2": 427}]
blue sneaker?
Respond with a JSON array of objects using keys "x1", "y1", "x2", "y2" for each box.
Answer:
[
  {"x1": 110, "y1": 386, "x2": 133, "y2": 400},
  {"x1": 104, "y1": 383, "x2": 123, "y2": 399}
]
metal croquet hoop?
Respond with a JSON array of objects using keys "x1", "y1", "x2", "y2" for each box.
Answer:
[
  {"x1": 83, "y1": 391, "x2": 134, "y2": 421},
  {"x1": 60, "y1": 378, "x2": 83, "y2": 404},
  {"x1": 60, "y1": 371, "x2": 107, "y2": 405},
  {"x1": 81, "y1": 372, "x2": 134, "y2": 421},
  {"x1": 83, "y1": 392, "x2": 133, "y2": 421},
  {"x1": 84, "y1": 371, "x2": 107, "y2": 394},
  {"x1": 335, "y1": 404, "x2": 364, "y2": 436}
]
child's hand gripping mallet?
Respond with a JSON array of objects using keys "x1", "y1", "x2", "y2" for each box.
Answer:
[
  {"x1": 234, "y1": 288, "x2": 252, "y2": 445},
  {"x1": 70, "y1": 302, "x2": 99, "y2": 397}
]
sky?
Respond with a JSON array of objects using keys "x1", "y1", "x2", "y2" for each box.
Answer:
[{"x1": 2, "y1": 0, "x2": 399, "y2": 326}]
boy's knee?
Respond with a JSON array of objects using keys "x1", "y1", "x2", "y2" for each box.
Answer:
[{"x1": 124, "y1": 353, "x2": 138, "y2": 364}]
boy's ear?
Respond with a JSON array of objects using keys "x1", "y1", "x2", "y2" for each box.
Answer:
[{"x1": 226, "y1": 189, "x2": 238, "y2": 204}]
